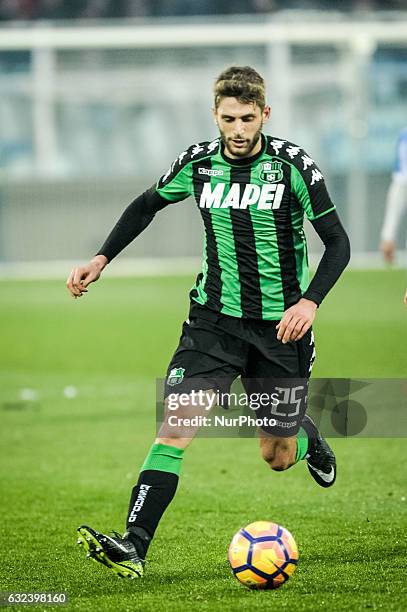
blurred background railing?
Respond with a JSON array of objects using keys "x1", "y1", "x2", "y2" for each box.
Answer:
[{"x1": 0, "y1": 4, "x2": 406, "y2": 273}]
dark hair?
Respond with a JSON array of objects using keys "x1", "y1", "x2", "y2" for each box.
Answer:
[{"x1": 214, "y1": 66, "x2": 266, "y2": 109}]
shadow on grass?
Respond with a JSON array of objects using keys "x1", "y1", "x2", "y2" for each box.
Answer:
[{"x1": 69, "y1": 559, "x2": 238, "y2": 597}]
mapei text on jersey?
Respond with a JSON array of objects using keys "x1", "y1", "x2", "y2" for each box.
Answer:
[{"x1": 198, "y1": 182, "x2": 285, "y2": 210}]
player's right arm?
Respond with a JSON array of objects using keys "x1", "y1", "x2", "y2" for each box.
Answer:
[{"x1": 66, "y1": 148, "x2": 194, "y2": 298}]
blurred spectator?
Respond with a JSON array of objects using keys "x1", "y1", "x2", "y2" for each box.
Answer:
[
  {"x1": 118, "y1": 1, "x2": 150, "y2": 18},
  {"x1": 380, "y1": 128, "x2": 407, "y2": 264},
  {"x1": 1, "y1": 0, "x2": 406, "y2": 21},
  {"x1": 379, "y1": 127, "x2": 407, "y2": 307},
  {"x1": 38, "y1": 0, "x2": 87, "y2": 20},
  {"x1": 147, "y1": 1, "x2": 254, "y2": 17},
  {"x1": 83, "y1": 0, "x2": 150, "y2": 18},
  {"x1": 0, "y1": 0, "x2": 38, "y2": 20}
]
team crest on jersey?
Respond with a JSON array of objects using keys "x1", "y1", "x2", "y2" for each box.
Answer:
[
  {"x1": 259, "y1": 160, "x2": 283, "y2": 183},
  {"x1": 167, "y1": 367, "x2": 185, "y2": 386}
]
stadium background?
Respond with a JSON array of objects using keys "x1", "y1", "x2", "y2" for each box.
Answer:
[{"x1": 0, "y1": 2, "x2": 406, "y2": 612}]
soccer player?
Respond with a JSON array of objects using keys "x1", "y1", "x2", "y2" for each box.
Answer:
[
  {"x1": 67, "y1": 66, "x2": 350, "y2": 579},
  {"x1": 379, "y1": 127, "x2": 407, "y2": 305}
]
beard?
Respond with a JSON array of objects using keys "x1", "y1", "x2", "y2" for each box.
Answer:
[{"x1": 219, "y1": 125, "x2": 263, "y2": 158}]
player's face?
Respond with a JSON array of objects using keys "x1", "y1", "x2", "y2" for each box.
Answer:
[{"x1": 214, "y1": 97, "x2": 270, "y2": 159}]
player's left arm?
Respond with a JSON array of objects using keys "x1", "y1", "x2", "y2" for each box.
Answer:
[
  {"x1": 277, "y1": 155, "x2": 350, "y2": 343},
  {"x1": 277, "y1": 211, "x2": 350, "y2": 343}
]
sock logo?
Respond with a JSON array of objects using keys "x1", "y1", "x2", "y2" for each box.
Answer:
[{"x1": 128, "y1": 484, "x2": 151, "y2": 523}]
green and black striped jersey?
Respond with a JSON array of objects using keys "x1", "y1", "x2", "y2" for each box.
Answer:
[{"x1": 155, "y1": 134, "x2": 336, "y2": 320}]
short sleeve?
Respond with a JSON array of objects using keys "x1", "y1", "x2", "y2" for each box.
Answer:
[{"x1": 290, "y1": 154, "x2": 336, "y2": 221}]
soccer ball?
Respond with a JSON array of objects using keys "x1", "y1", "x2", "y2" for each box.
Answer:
[{"x1": 228, "y1": 521, "x2": 299, "y2": 590}]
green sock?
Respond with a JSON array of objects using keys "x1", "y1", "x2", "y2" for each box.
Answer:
[
  {"x1": 295, "y1": 427, "x2": 309, "y2": 463},
  {"x1": 140, "y1": 443, "x2": 184, "y2": 475},
  {"x1": 126, "y1": 443, "x2": 185, "y2": 543}
]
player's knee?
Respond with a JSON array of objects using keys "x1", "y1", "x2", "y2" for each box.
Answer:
[{"x1": 159, "y1": 395, "x2": 207, "y2": 444}]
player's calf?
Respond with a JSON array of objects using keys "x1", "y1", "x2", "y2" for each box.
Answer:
[
  {"x1": 125, "y1": 390, "x2": 218, "y2": 565},
  {"x1": 260, "y1": 436, "x2": 297, "y2": 471}
]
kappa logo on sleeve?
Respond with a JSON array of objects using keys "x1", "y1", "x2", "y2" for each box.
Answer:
[{"x1": 310, "y1": 169, "x2": 324, "y2": 185}]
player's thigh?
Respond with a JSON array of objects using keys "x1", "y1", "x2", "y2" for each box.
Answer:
[
  {"x1": 161, "y1": 307, "x2": 246, "y2": 445},
  {"x1": 243, "y1": 327, "x2": 315, "y2": 437},
  {"x1": 245, "y1": 326, "x2": 316, "y2": 379},
  {"x1": 164, "y1": 304, "x2": 247, "y2": 391}
]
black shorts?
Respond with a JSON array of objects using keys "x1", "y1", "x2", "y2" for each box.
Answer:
[{"x1": 164, "y1": 300, "x2": 316, "y2": 437}]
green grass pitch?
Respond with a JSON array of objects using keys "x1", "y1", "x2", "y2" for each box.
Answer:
[{"x1": 0, "y1": 269, "x2": 406, "y2": 611}]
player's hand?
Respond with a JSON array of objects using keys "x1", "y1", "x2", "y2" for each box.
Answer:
[
  {"x1": 276, "y1": 298, "x2": 317, "y2": 344},
  {"x1": 66, "y1": 255, "x2": 108, "y2": 298},
  {"x1": 380, "y1": 239, "x2": 396, "y2": 264},
  {"x1": 404, "y1": 289, "x2": 407, "y2": 307}
]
